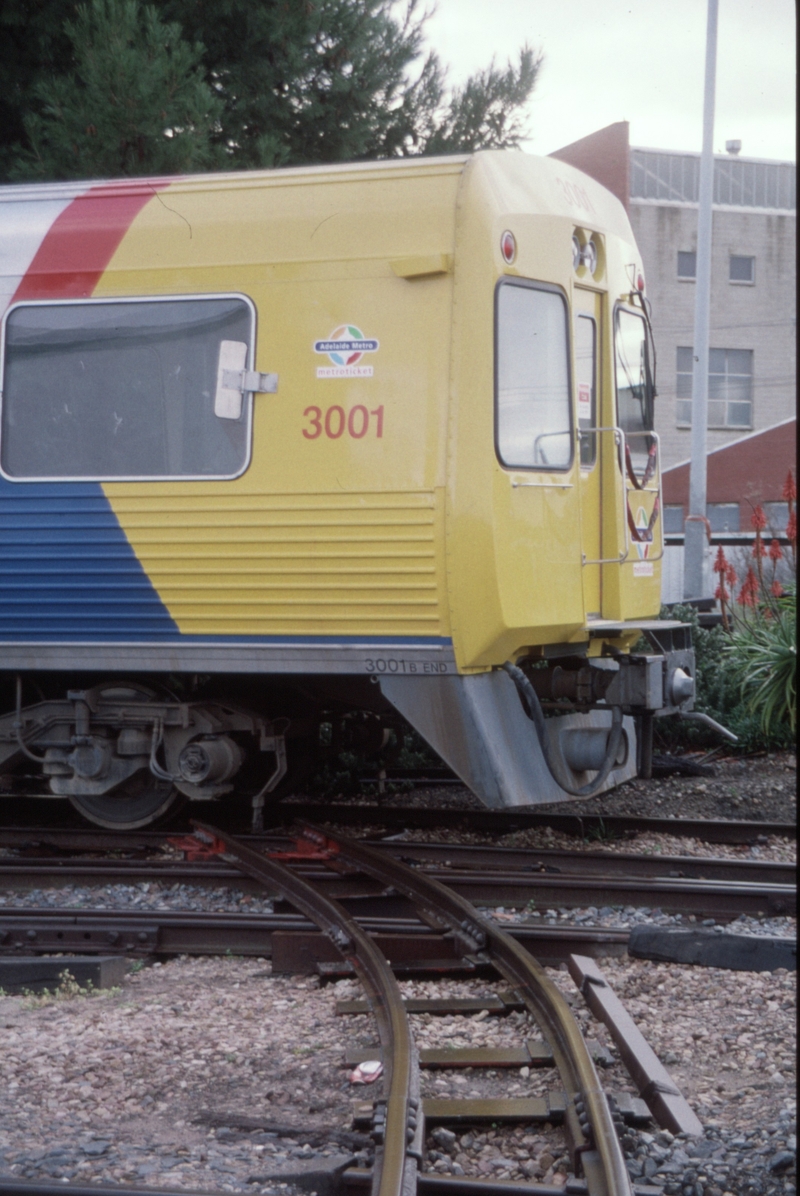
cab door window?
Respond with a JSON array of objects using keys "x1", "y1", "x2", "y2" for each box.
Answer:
[
  {"x1": 575, "y1": 313, "x2": 596, "y2": 467},
  {"x1": 495, "y1": 281, "x2": 572, "y2": 470}
]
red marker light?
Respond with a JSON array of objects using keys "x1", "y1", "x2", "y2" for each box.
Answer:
[
  {"x1": 501, "y1": 230, "x2": 516, "y2": 264},
  {"x1": 637, "y1": 273, "x2": 645, "y2": 292}
]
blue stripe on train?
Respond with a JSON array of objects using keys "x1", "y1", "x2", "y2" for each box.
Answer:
[
  {"x1": 0, "y1": 478, "x2": 181, "y2": 639},
  {"x1": 0, "y1": 479, "x2": 454, "y2": 648}
]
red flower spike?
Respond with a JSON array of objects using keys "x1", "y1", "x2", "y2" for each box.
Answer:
[
  {"x1": 750, "y1": 504, "x2": 767, "y2": 531},
  {"x1": 768, "y1": 539, "x2": 783, "y2": 562},
  {"x1": 714, "y1": 546, "x2": 727, "y2": 572},
  {"x1": 781, "y1": 470, "x2": 796, "y2": 502},
  {"x1": 771, "y1": 580, "x2": 784, "y2": 598},
  {"x1": 787, "y1": 512, "x2": 797, "y2": 543},
  {"x1": 752, "y1": 539, "x2": 767, "y2": 558},
  {"x1": 737, "y1": 566, "x2": 759, "y2": 606},
  {"x1": 725, "y1": 563, "x2": 737, "y2": 586}
]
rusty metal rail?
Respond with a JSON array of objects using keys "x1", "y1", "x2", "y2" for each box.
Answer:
[
  {"x1": 0, "y1": 839, "x2": 793, "y2": 886},
  {"x1": 0, "y1": 808, "x2": 794, "y2": 849},
  {"x1": 191, "y1": 823, "x2": 420, "y2": 1196},
  {"x1": 0, "y1": 907, "x2": 631, "y2": 963},
  {"x1": 293, "y1": 823, "x2": 633, "y2": 1196},
  {"x1": 0, "y1": 855, "x2": 793, "y2": 920}
]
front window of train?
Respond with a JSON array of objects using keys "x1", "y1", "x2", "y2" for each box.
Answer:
[
  {"x1": 614, "y1": 308, "x2": 655, "y2": 467},
  {"x1": 495, "y1": 280, "x2": 572, "y2": 471}
]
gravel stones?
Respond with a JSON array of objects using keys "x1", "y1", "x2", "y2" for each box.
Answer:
[
  {"x1": 0, "y1": 957, "x2": 357, "y2": 1193},
  {"x1": 335, "y1": 750, "x2": 796, "y2": 825},
  {"x1": 0, "y1": 880, "x2": 275, "y2": 914},
  {"x1": 0, "y1": 955, "x2": 796, "y2": 1192},
  {"x1": 0, "y1": 751, "x2": 795, "y2": 1192}
]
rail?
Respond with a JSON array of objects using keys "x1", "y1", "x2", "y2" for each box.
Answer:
[
  {"x1": 191, "y1": 822, "x2": 420, "y2": 1196},
  {"x1": 293, "y1": 822, "x2": 633, "y2": 1196},
  {"x1": 0, "y1": 809, "x2": 794, "y2": 848}
]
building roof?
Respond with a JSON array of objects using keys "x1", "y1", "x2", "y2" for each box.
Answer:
[
  {"x1": 631, "y1": 148, "x2": 796, "y2": 210},
  {"x1": 549, "y1": 123, "x2": 796, "y2": 213},
  {"x1": 661, "y1": 418, "x2": 797, "y2": 509}
]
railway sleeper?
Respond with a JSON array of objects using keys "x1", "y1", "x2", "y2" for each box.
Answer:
[
  {"x1": 351, "y1": 1095, "x2": 652, "y2": 1130},
  {"x1": 196, "y1": 822, "x2": 637, "y2": 1196}
]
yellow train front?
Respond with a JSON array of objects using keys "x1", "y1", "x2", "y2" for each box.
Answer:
[{"x1": 0, "y1": 151, "x2": 696, "y2": 828}]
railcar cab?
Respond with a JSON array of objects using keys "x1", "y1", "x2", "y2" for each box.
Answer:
[{"x1": 445, "y1": 153, "x2": 663, "y2": 672}]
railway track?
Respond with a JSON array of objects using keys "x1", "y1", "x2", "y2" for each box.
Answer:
[
  {"x1": 0, "y1": 806, "x2": 795, "y2": 846},
  {"x1": 188, "y1": 820, "x2": 655, "y2": 1196},
  {"x1": 0, "y1": 840, "x2": 794, "y2": 920},
  {"x1": 0, "y1": 818, "x2": 793, "y2": 1196}
]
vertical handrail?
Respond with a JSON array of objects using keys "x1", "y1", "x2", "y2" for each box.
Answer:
[{"x1": 581, "y1": 426, "x2": 629, "y2": 566}]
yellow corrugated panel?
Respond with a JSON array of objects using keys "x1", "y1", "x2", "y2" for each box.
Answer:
[{"x1": 105, "y1": 490, "x2": 447, "y2": 637}]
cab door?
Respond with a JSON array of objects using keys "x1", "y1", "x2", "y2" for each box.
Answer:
[{"x1": 573, "y1": 287, "x2": 602, "y2": 619}]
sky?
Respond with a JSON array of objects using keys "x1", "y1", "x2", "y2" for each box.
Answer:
[{"x1": 422, "y1": 0, "x2": 796, "y2": 162}]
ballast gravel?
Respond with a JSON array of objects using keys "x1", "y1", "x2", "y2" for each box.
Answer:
[
  {"x1": 0, "y1": 951, "x2": 795, "y2": 1194},
  {"x1": 0, "y1": 754, "x2": 795, "y2": 1193},
  {"x1": 343, "y1": 750, "x2": 796, "y2": 826}
]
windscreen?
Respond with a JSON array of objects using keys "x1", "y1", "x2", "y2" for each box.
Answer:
[
  {"x1": 496, "y1": 282, "x2": 572, "y2": 471},
  {"x1": 615, "y1": 308, "x2": 654, "y2": 439}
]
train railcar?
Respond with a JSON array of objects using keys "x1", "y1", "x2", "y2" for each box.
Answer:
[{"x1": 0, "y1": 152, "x2": 697, "y2": 829}]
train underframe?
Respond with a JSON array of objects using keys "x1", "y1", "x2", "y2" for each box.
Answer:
[{"x1": 0, "y1": 626, "x2": 705, "y2": 829}]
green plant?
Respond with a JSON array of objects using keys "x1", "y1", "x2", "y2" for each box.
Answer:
[
  {"x1": 129, "y1": 959, "x2": 145, "y2": 973},
  {"x1": 21, "y1": 969, "x2": 103, "y2": 1008},
  {"x1": 727, "y1": 591, "x2": 796, "y2": 736},
  {"x1": 661, "y1": 579, "x2": 796, "y2": 754},
  {"x1": 582, "y1": 819, "x2": 622, "y2": 844}
]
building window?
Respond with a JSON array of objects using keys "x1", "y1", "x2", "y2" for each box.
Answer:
[
  {"x1": 729, "y1": 255, "x2": 755, "y2": 284},
  {"x1": 763, "y1": 502, "x2": 790, "y2": 533},
  {"x1": 677, "y1": 251, "x2": 696, "y2": 279},
  {"x1": 707, "y1": 503, "x2": 740, "y2": 532},
  {"x1": 675, "y1": 347, "x2": 753, "y2": 429},
  {"x1": 663, "y1": 505, "x2": 685, "y2": 533}
]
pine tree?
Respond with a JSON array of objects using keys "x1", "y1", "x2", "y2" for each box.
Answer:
[
  {"x1": 2, "y1": 0, "x2": 542, "y2": 181},
  {"x1": 10, "y1": 0, "x2": 223, "y2": 180},
  {"x1": 158, "y1": 0, "x2": 540, "y2": 166}
]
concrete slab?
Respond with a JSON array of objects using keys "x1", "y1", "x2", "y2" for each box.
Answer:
[
  {"x1": 0, "y1": 954, "x2": 128, "y2": 993},
  {"x1": 628, "y1": 926, "x2": 796, "y2": 971},
  {"x1": 246, "y1": 1153, "x2": 356, "y2": 1195}
]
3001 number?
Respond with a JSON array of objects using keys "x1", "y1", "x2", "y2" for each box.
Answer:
[{"x1": 302, "y1": 405, "x2": 384, "y2": 440}]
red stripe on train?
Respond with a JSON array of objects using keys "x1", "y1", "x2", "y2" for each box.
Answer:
[{"x1": 11, "y1": 180, "x2": 169, "y2": 303}]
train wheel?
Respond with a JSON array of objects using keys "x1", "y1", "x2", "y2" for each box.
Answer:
[{"x1": 68, "y1": 772, "x2": 184, "y2": 830}]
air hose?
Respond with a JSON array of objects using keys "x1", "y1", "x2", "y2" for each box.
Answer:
[{"x1": 501, "y1": 661, "x2": 624, "y2": 798}]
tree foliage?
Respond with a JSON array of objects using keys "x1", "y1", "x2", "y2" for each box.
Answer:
[
  {"x1": 9, "y1": 0, "x2": 222, "y2": 180},
  {"x1": 1, "y1": 0, "x2": 542, "y2": 181}
]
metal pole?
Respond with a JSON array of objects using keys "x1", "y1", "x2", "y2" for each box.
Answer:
[{"x1": 683, "y1": 0, "x2": 719, "y2": 600}]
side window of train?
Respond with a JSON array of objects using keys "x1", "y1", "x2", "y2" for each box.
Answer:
[
  {"x1": 614, "y1": 308, "x2": 654, "y2": 465},
  {"x1": 0, "y1": 295, "x2": 255, "y2": 481},
  {"x1": 575, "y1": 314, "x2": 597, "y2": 468},
  {"x1": 495, "y1": 280, "x2": 572, "y2": 471}
]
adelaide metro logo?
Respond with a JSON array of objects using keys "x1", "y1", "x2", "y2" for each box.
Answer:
[{"x1": 314, "y1": 325, "x2": 379, "y2": 378}]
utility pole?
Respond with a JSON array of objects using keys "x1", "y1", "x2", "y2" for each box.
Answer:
[{"x1": 683, "y1": 0, "x2": 719, "y2": 599}]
